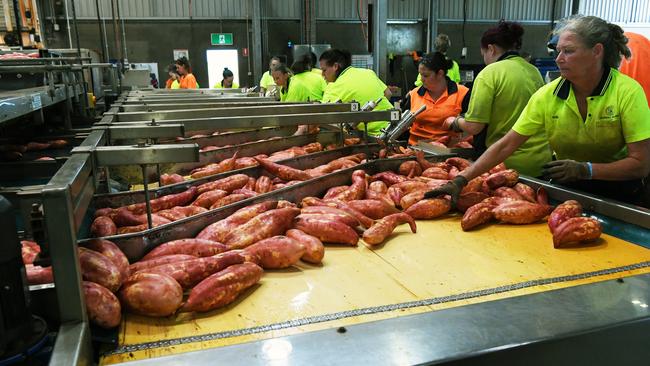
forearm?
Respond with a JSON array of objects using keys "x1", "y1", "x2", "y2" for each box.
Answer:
[
  {"x1": 460, "y1": 130, "x2": 527, "y2": 181},
  {"x1": 592, "y1": 158, "x2": 650, "y2": 180},
  {"x1": 455, "y1": 117, "x2": 485, "y2": 135}
]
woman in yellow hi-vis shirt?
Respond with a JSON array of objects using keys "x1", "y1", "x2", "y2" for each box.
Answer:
[
  {"x1": 441, "y1": 20, "x2": 551, "y2": 177},
  {"x1": 320, "y1": 49, "x2": 392, "y2": 137},
  {"x1": 165, "y1": 64, "x2": 180, "y2": 89},
  {"x1": 273, "y1": 55, "x2": 328, "y2": 135},
  {"x1": 425, "y1": 16, "x2": 650, "y2": 207},
  {"x1": 213, "y1": 68, "x2": 239, "y2": 89},
  {"x1": 260, "y1": 56, "x2": 281, "y2": 95}
]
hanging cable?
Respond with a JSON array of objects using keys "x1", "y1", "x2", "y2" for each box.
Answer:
[{"x1": 356, "y1": 0, "x2": 368, "y2": 45}]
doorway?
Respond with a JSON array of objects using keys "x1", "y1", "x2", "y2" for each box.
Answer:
[{"x1": 206, "y1": 49, "x2": 240, "y2": 88}]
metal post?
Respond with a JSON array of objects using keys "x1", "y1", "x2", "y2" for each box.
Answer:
[
  {"x1": 427, "y1": 0, "x2": 438, "y2": 53},
  {"x1": 69, "y1": 0, "x2": 89, "y2": 117},
  {"x1": 63, "y1": 0, "x2": 72, "y2": 48},
  {"x1": 117, "y1": 0, "x2": 128, "y2": 64},
  {"x1": 95, "y1": 0, "x2": 109, "y2": 63},
  {"x1": 11, "y1": 0, "x2": 23, "y2": 47},
  {"x1": 141, "y1": 164, "x2": 153, "y2": 229},
  {"x1": 308, "y1": 0, "x2": 316, "y2": 45},
  {"x1": 111, "y1": 0, "x2": 122, "y2": 65},
  {"x1": 251, "y1": 0, "x2": 263, "y2": 84},
  {"x1": 372, "y1": 0, "x2": 388, "y2": 81}
]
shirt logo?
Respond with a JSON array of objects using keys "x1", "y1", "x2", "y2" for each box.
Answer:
[{"x1": 605, "y1": 106, "x2": 615, "y2": 117}]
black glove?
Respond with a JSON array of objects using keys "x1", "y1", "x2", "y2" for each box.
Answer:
[
  {"x1": 423, "y1": 175, "x2": 468, "y2": 207},
  {"x1": 542, "y1": 160, "x2": 590, "y2": 183}
]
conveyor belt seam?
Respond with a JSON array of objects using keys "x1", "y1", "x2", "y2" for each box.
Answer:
[{"x1": 104, "y1": 260, "x2": 650, "y2": 356}]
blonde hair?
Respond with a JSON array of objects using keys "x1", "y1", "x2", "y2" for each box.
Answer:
[
  {"x1": 554, "y1": 15, "x2": 630, "y2": 68},
  {"x1": 434, "y1": 34, "x2": 451, "y2": 53}
]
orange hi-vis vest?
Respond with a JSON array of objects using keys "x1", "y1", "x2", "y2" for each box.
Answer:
[{"x1": 408, "y1": 78, "x2": 469, "y2": 145}]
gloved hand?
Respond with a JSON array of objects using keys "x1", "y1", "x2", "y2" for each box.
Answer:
[
  {"x1": 423, "y1": 175, "x2": 468, "y2": 207},
  {"x1": 542, "y1": 160, "x2": 590, "y2": 183}
]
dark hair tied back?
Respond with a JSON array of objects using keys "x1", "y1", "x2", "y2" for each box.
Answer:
[
  {"x1": 222, "y1": 67, "x2": 233, "y2": 78},
  {"x1": 290, "y1": 54, "x2": 313, "y2": 74},
  {"x1": 419, "y1": 52, "x2": 453, "y2": 73},
  {"x1": 480, "y1": 20, "x2": 524, "y2": 50}
]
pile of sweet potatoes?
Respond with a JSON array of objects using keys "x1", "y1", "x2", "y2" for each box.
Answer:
[{"x1": 90, "y1": 153, "x2": 367, "y2": 237}]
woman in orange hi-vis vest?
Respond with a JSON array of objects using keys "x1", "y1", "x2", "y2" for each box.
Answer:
[
  {"x1": 175, "y1": 56, "x2": 198, "y2": 89},
  {"x1": 403, "y1": 52, "x2": 470, "y2": 145},
  {"x1": 619, "y1": 32, "x2": 650, "y2": 106}
]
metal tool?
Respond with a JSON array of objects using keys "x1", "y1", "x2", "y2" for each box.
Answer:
[{"x1": 378, "y1": 104, "x2": 426, "y2": 145}]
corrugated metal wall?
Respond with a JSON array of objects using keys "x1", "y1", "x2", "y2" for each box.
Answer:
[
  {"x1": 579, "y1": 0, "x2": 650, "y2": 23},
  {"x1": 56, "y1": 0, "x2": 650, "y2": 23}
]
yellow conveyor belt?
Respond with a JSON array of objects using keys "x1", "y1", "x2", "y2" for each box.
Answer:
[{"x1": 101, "y1": 216, "x2": 650, "y2": 364}]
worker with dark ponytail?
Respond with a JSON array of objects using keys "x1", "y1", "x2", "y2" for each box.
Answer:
[{"x1": 213, "y1": 67, "x2": 239, "y2": 89}]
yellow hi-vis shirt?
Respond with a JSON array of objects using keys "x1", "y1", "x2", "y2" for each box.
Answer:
[
  {"x1": 464, "y1": 53, "x2": 550, "y2": 177},
  {"x1": 279, "y1": 71, "x2": 326, "y2": 102},
  {"x1": 260, "y1": 71, "x2": 275, "y2": 90},
  {"x1": 513, "y1": 68, "x2": 650, "y2": 164},
  {"x1": 415, "y1": 60, "x2": 461, "y2": 86},
  {"x1": 321, "y1": 66, "x2": 393, "y2": 136},
  {"x1": 213, "y1": 81, "x2": 240, "y2": 89}
]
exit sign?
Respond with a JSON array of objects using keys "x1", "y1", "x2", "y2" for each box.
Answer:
[{"x1": 211, "y1": 33, "x2": 233, "y2": 45}]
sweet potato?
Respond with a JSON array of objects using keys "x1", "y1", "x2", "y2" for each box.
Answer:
[
  {"x1": 142, "y1": 251, "x2": 245, "y2": 288},
  {"x1": 422, "y1": 167, "x2": 449, "y2": 180},
  {"x1": 294, "y1": 216, "x2": 359, "y2": 245},
  {"x1": 244, "y1": 177, "x2": 257, "y2": 191},
  {"x1": 456, "y1": 192, "x2": 490, "y2": 213},
  {"x1": 415, "y1": 150, "x2": 436, "y2": 170},
  {"x1": 129, "y1": 254, "x2": 197, "y2": 274},
  {"x1": 486, "y1": 169, "x2": 519, "y2": 189},
  {"x1": 446, "y1": 157, "x2": 471, "y2": 171},
  {"x1": 197, "y1": 174, "x2": 250, "y2": 195},
  {"x1": 83, "y1": 281, "x2": 121, "y2": 328},
  {"x1": 124, "y1": 187, "x2": 198, "y2": 215},
  {"x1": 25, "y1": 264, "x2": 53, "y2": 285},
  {"x1": 405, "y1": 198, "x2": 452, "y2": 219},
  {"x1": 116, "y1": 214, "x2": 171, "y2": 234},
  {"x1": 241, "y1": 236, "x2": 305, "y2": 269},
  {"x1": 461, "y1": 202, "x2": 495, "y2": 231},
  {"x1": 394, "y1": 180, "x2": 429, "y2": 194},
  {"x1": 347, "y1": 199, "x2": 399, "y2": 219},
  {"x1": 362, "y1": 213, "x2": 417, "y2": 245},
  {"x1": 90, "y1": 216, "x2": 117, "y2": 237},
  {"x1": 286, "y1": 229, "x2": 325, "y2": 264},
  {"x1": 191, "y1": 151, "x2": 239, "y2": 179},
  {"x1": 399, "y1": 190, "x2": 427, "y2": 210},
  {"x1": 333, "y1": 170, "x2": 368, "y2": 201},
  {"x1": 181, "y1": 262, "x2": 263, "y2": 313},
  {"x1": 493, "y1": 201, "x2": 553, "y2": 224},
  {"x1": 83, "y1": 239, "x2": 130, "y2": 280},
  {"x1": 368, "y1": 181, "x2": 388, "y2": 194},
  {"x1": 493, "y1": 186, "x2": 525, "y2": 201},
  {"x1": 21, "y1": 240, "x2": 40, "y2": 265},
  {"x1": 461, "y1": 176, "x2": 485, "y2": 194},
  {"x1": 398, "y1": 160, "x2": 422, "y2": 177},
  {"x1": 548, "y1": 200, "x2": 583, "y2": 233},
  {"x1": 78, "y1": 247, "x2": 124, "y2": 292},
  {"x1": 26, "y1": 141, "x2": 50, "y2": 151},
  {"x1": 209, "y1": 193, "x2": 250, "y2": 210},
  {"x1": 277, "y1": 200, "x2": 296, "y2": 208},
  {"x1": 513, "y1": 183, "x2": 537, "y2": 202},
  {"x1": 323, "y1": 186, "x2": 349, "y2": 199},
  {"x1": 301, "y1": 206, "x2": 361, "y2": 227},
  {"x1": 142, "y1": 239, "x2": 228, "y2": 260},
  {"x1": 254, "y1": 176, "x2": 273, "y2": 194},
  {"x1": 255, "y1": 157, "x2": 312, "y2": 181},
  {"x1": 192, "y1": 189, "x2": 229, "y2": 208},
  {"x1": 553, "y1": 217, "x2": 602, "y2": 248},
  {"x1": 119, "y1": 272, "x2": 183, "y2": 317},
  {"x1": 536, "y1": 187, "x2": 549, "y2": 205},
  {"x1": 224, "y1": 208, "x2": 301, "y2": 249},
  {"x1": 235, "y1": 157, "x2": 259, "y2": 169},
  {"x1": 301, "y1": 198, "x2": 375, "y2": 229},
  {"x1": 196, "y1": 201, "x2": 278, "y2": 242},
  {"x1": 112, "y1": 208, "x2": 148, "y2": 226},
  {"x1": 371, "y1": 171, "x2": 407, "y2": 186},
  {"x1": 160, "y1": 173, "x2": 184, "y2": 186},
  {"x1": 488, "y1": 162, "x2": 507, "y2": 174}
]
